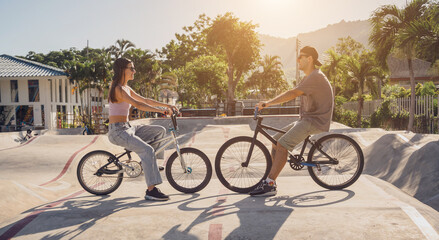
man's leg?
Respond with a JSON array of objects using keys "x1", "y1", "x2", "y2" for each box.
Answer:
[
  {"x1": 268, "y1": 142, "x2": 289, "y2": 181},
  {"x1": 250, "y1": 119, "x2": 321, "y2": 197}
]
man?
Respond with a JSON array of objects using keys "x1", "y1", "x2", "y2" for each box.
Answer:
[{"x1": 249, "y1": 46, "x2": 334, "y2": 197}]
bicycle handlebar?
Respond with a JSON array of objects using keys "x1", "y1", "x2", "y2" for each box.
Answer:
[
  {"x1": 169, "y1": 109, "x2": 179, "y2": 130},
  {"x1": 253, "y1": 103, "x2": 266, "y2": 120}
]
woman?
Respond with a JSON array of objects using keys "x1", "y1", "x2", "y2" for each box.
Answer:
[{"x1": 108, "y1": 57, "x2": 177, "y2": 201}]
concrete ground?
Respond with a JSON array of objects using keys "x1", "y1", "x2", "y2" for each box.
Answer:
[{"x1": 0, "y1": 115, "x2": 438, "y2": 240}]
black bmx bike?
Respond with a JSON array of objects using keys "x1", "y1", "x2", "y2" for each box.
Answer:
[
  {"x1": 77, "y1": 111, "x2": 212, "y2": 195},
  {"x1": 215, "y1": 107, "x2": 364, "y2": 193}
]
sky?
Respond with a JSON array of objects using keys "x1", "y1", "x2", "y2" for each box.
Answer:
[{"x1": 0, "y1": 0, "x2": 408, "y2": 56}]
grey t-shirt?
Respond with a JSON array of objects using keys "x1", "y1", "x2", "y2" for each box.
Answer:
[{"x1": 295, "y1": 69, "x2": 334, "y2": 131}]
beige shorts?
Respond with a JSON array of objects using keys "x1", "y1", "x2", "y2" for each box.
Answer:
[{"x1": 273, "y1": 119, "x2": 322, "y2": 151}]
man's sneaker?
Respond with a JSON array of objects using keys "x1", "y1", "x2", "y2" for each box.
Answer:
[
  {"x1": 145, "y1": 187, "x2": 169, "y2": 201},
  {"x1": 249, "y1": 180, "x2": 277, "y2": 197}
]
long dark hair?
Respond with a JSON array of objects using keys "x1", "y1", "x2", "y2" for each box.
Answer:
[{"x1": 109, "y1": 57, "x2": 132, "y2": 103}]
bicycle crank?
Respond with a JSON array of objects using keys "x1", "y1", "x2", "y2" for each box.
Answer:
[{"x1": 289, "y1": 154, "x2": 305, "y2": 170}]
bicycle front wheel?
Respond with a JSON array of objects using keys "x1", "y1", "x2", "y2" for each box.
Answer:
[
  {"x1": 77, "y1": 150, "x2": 123, "y2": 195},
  {"x1": 215, "y1": 136, "x2": 271, "y2": 193},
  {"x1": 307, "y1": 134, "x2": 364, "y2": 190},
  {"x1": 166, "y1": 148, "x2": 212, "y2": 193}
]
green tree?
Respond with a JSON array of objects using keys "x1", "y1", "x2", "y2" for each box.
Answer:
[
  {"x1": 125, "y1": 48, "x2": 158, "y2": 97},
  {"x1": 158, "y1": 14, "x2": 212, "y2": 69},
  {"x1": 369, "y1": 0, "x2": 429, "y2": 131},
  {"x1": 335, "y1": 36, "x2": 365, "y2": 57},
  {"x1": 109, "y1": 39, "x2": 136, "y2": 59},
  {"x1": 207, "y1": 12, "x2": 261, "y2": 115},
  {"x1": 344, "y1": 51, "x2": 381, "y2": 127},
  {"x1": 176, "y1": 55, "x2": 227, "y2": 108},
  {"x1": 401, "y1": 1, "x2": 439, "y2": 64},
  {"x1": 321, "y1": 49, "x2": 344, "y2": 96},
  {"x1": 245, "y1": 55, "x2": 288, "y2": 99}
]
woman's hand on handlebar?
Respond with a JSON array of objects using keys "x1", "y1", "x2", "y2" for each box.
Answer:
[{"x1": 167, "y1": 105, "x2": 179, "y2": 115}]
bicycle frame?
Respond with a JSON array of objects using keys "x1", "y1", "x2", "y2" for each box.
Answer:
[
  {"x1": 244, "y1": 111, "x2": 338, "y2": 168},
  {"x1": 100, "y1": 112, "x2": 187, "y2": 174}
]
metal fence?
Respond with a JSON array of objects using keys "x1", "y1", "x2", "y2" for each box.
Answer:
[
  {"x1": 57, "y1": 113, "x2": 109, "y2": 134},
  {"x1": 341, "y1": 96, "x2": 438, "y2": 133},
  {"x1": 342, "y1": 99, "x2": 384, "y2": 117}
]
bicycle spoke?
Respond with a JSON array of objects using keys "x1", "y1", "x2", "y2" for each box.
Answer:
[
  {"x1": 216, "y1": 138, "x2": 270, "y2": 192},
  {"x1": 308, "y1": 135, "x2": 363, "y2": 189},
  {"x1": 78, "y1": 151, "x2": 123, "y2": 195}
]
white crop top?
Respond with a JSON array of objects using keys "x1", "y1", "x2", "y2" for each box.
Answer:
[{"x1": 109, "y1": 86, "x2": 132, "y2": 116}]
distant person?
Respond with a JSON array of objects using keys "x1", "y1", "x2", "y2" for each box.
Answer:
[
  {"x1": 250, "y1": 46, "x2": 334, "y2": 197},
  {"x1": 107, "y1": 57, "x2": 177, "y2": 201}
]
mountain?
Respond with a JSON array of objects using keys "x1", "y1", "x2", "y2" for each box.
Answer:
[{"x1": 259, "y1": 19, "x2": 372, "y2": 80}]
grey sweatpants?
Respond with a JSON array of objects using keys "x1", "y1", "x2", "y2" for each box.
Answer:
[{"x1": 108, "y1": 122, "x2": 166, "y2": 187}]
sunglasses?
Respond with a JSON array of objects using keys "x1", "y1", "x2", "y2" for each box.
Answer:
[
  {"x1": 125, "y1": 67, "x2": 135, "y2": 72},
  {"x1": 297, "y1": 54, "x2": 309, "y2": 59}
]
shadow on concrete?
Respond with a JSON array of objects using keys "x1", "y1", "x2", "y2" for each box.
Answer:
[
  {"x1": 0, "y1": 189, "x2": 355, "y2": 239},
  {"x1": 0, "y1": 193, "x2": 200, "y2": 240},
  {"x1": 165, "y1": 189, "x2": 354, "y2": 239}
]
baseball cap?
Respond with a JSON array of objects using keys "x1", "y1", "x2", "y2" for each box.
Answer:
[{"x1": 300, "y1": 46, "x2": 322, "y2": 66}]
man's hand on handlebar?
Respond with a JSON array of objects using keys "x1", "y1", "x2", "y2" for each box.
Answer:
[{"x1": 255, "y1": 101, "x2": 268, "y2": 111}]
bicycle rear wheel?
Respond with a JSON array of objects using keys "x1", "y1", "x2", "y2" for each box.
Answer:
[
  {"x1": 307, "y1": 134, "x2": 364, "y2": 190},
  {"x1": 166, "y1": 148, "x2": 212, "y2": 193},
  {"x1": 77, "y1": 150, "x2": 123, "y2": 195},
  {"x1": 215, "y1": 136, "x2": 271, "y2": 193}
]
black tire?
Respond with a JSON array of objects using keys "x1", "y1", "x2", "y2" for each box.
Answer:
[
  {"x1": 165, "y1": 148, "x2": 212, "y2": 193},
  {"x1": 307, "y1": 134, "x2": 364, "y2": 190},
  {"x1": 77, "y1": 150, "x2": 123, "y2": 195},
  {"x1": 215, "y1": 136, "x2": 271, "y2": 193}
]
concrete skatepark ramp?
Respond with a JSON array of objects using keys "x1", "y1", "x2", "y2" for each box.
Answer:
[{"x1": 0, "y1": 115, "x2": 438, "y2": 239}]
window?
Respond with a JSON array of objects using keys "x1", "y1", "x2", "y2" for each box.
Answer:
[
  {"x1": 28, "y1": 80, "x2": 39, "y2": 102},
  {"x1": 59, "y1": 79, "x2": 62, "y2": 102},
  {"x1": 11, "y1": 80, "x2": 18, "y2": 102},
  {"x1": 75, "y1": 86, "x2": 78, "y2": 103},
  {"x1": 65, "y1": 79, "x2": 68, "y2": 103},
  {"x1": 0, "y1": 83, "x2": 2, "y2": 102},
  {"x1": 41, "y1": 105, "x2": 45, "y2": 126}
]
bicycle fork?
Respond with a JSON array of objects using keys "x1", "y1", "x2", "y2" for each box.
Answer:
[{"x1": 171, "y1": 130, "x2": 189, "y2": 173}]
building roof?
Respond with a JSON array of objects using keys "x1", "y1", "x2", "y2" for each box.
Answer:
[
  {"x1": 0, "y1": 54, "x2": 68, "y2": 78},
  {"x1": 388, "y1": 55, "x2": 438, "y2": 80}
]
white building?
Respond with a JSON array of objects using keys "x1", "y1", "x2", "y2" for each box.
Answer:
[{"x1": 0, "y1": 54, "x2": 102, "y2": 131}]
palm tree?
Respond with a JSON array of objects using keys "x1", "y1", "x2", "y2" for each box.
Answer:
[
  {"x1": 94, "y1": 49, "x2": 112, "y2": 112},
  {"x1": 369, "y1": 0, "x2": 429, "y2": 131},
  {"x1": 401, "y1": 3, "x2": 439, "y2": 65},
  {"x1": 109, "y1": 39, "x2": 136, "y2": 59},
  {"x1": 323, "y1": 49, "x2": 344, "y2": 96},
  {"x1": 158, "y1": 72, "x2": 178, "y2": 104},
  {"x1": 246, "y1": 55, "x2": 287, "y2": 98},
  {"x1": 344, "y1": 51, "x2": 380, "y2": 127}
]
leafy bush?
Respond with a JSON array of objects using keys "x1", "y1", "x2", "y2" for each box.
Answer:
[
  {"x1": 333, "y1": 107, "x2": 368, "y2": 128},
  {"x1": 370, "y1": 99, "x2": 393, "y2": 128},
  {"x1": 335, "y1": 95, "x2": 348, "y2": 106}
]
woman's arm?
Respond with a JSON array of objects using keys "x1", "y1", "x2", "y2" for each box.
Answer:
[
  {"x1": 116, "y1": 86, "x2": 166, "y2": 114},
  {"x1": 129, "y1": 87, "x2": 178, "y2": 111}
]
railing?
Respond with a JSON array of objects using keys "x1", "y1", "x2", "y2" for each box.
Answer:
[
  {"x1": 342, "y1": 96, "x2": 438, "y2": 117},
  {"x1": 341, "y1": 99, "x2": 384, "y2": 117},
  {"x1": 56, "y1": 113, "x2": 109, "y2": 134},
  {"x1": 341, "y1": 95, "x2": 438, "y2": 133}
]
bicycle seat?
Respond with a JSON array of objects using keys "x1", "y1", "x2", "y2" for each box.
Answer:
[{"x1": 124, "y1": 148, "x2": 132, "y2": 153}]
